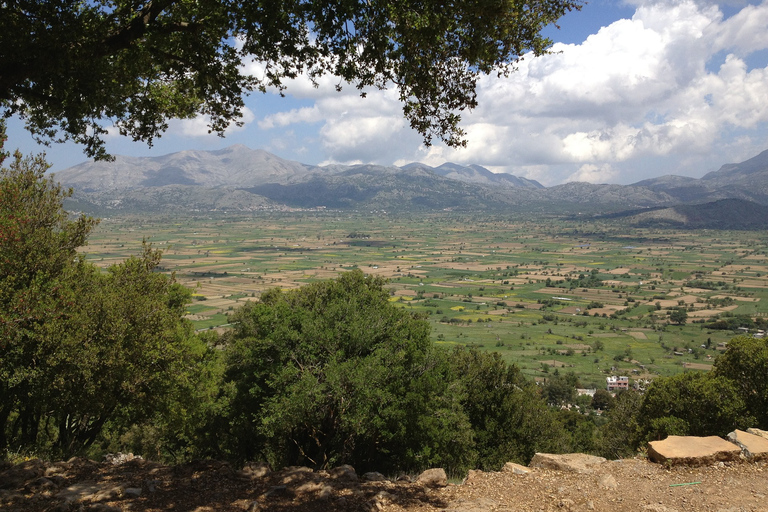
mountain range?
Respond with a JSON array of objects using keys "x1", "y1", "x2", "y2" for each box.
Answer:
[{"x1": 54, "y1": 145, "x2": 768, "y2": 227}]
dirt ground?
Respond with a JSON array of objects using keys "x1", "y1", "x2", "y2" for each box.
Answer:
[{"x1": 2, "y1": 455, "x2": 767, "y2": 512}]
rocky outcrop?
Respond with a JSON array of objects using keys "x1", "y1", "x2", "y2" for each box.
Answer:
[{"x1": 647, "y1": 436, "x2": 741, "y2": 465}]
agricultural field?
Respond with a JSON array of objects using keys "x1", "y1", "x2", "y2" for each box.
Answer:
[{"x1": 81, "y1": 212, "x2": 768, "y2": 389}]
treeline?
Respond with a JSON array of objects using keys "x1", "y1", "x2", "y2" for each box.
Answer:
[{"x1": 2, "y1": 153, "x2": 767, "y2": 474}]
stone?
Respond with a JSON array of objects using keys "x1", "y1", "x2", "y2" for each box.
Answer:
[
  {"x1": 45, "y1": 462, "x2": 73, "y2": 477},
  {"x1": 371, "y1": 490, "x2": 392, "y2": 510},
  {"x1": 237, "y1": 462, "x2": 270, "y2": 480},
  {"x1": 123, "y1": 487, "x2": 142, "y2": 498},
  {"x1": 264, "y1": 485, "x2": 288, "y2": 498},
  {"x1": 49, "y1": 475, "x2": 68, "y2": 487},
  {"x1": 143, "y1": 478, "x2": 159, "y2": 493},
  {"x1": 245, "y1": 501, "x2": 262, "y2": 512},
  {"x1": 747, "y1": 428, "x2": 768, "y2": 440},
  {"x1": 728, "y1": 429, "x2": 768, "y2": 461},
  {"x1": 416, "y1": 468, "x2": 447, "y2": 488},
  {"x1": 57, "y1": 482, "x2": 119, "y2": 504},
  {"x1": 598, "y1": 474, "x2": 618, "y2": 490},
  {"x1": 317, "y1": 484, "x2": 333, "y2": 500},
  {"x1": 643, "y1": 506, "x2": 679, "y2": 512},
  {"x1": 104, "y1": 452, "x2": 142, "y2": 465},
  {"x1": 278, "y1": 466, "x2": 313, "y2": 485},
  {"x1": 362, "y1": 471, "x2": 387, "y2": 482},
  {"x1": 27, "y1": 476, "x2": 58, "y2": 492},
  {"x1": 501, "y1": 462, "x2": 531, "y2": 475},
  {"x1": 295, "y1": 481, "x2": 325, "y2": 494},
  {"x1": 462, "y1": 469, "x2": 483, "y2": 484},
  {"x1": 529, "y1": 453, "x2": 607, "y2": 473},
  {"x1": 647, "y1": 436, "x2": 741, "y2": 466},
  {"x1": 92, "y1": 485, "x2": 122, "y2": 502},
  {"x1": 329, "y1": 464, "x2": 357, "y2": 481}
]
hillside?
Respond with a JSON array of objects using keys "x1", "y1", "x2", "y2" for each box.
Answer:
[
  {"x1": 53, "y1": 145, "x2": 768, "y2": 215},
  {"x1": 2, "y1": 455, "x2": 766, "y2": 512},
  {"x1": 601, "y1": 198, "x2": 768, "y2": 230}
]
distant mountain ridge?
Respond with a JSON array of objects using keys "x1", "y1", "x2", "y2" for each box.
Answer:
[{"x1": 54, "y1": 145, "x2": 768, "y2": 228}]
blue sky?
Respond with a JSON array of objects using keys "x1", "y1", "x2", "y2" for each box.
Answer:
[{"x1": 6, "y1": 0, "x2": 768, "y2": 186}]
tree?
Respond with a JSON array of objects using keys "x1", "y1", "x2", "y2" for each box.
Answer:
[
  {"x1": 446, "y1": 347, "x2": 566, "y2": 469},
  {"x1": 0, "y1": 149, "x2": 97, "y2": 452},
  {"x1": 542, "y1": 371, "x2": 579, "y2": 407},
  {"x1": 1, "y1": 0, "x2": 581, "y2": 159},
  {"x1": 221, "y1": 270, "x2": 474, "y2": 473},
  {"x1": 596, "y1": 389, "x2": 642, "y2": 459},
  {"x1": 669, "y1": 308, "x2": 687, "y2": 325},
  {"x1": 637, "y1": 372, "x2": 754, "y2": 442},
  {"x1": 0, "y1": 150, "x2": 221, "y2": 458},
  {"x1": 590, "y1": 389, "x2": 615, "y2": 411},
  {"x1": 714, "y1": 335, "x2": 768, "y2": 428}
]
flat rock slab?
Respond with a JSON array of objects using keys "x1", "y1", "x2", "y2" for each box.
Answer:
[
  {"x1": 729, "y1": 429, "x2": 768, "y2": 461},
  {"x1": 648, "y1": 436, "x2": 741, "y2": 466},
  {"x1": 747, "y1": 428, "x2": 768, "y2": 440},
  {"x1": 529, "y1": 453, "x2": 606, "y2": 473}
]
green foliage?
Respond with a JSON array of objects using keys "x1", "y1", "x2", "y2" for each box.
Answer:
[
  {"x1": 542, "y1": 372, "x2": 579, "y2": 407},
  {"x1": 668, "y1": 308, "x2": 688, "y2": 325},
  {"x1": 596, "y1": 390, "x2": 642, "y2": 459},
  {"x1": 221, "y1": 270, "x2": 473, "y2": 473},
  {"x1": 0, "y1": 151, "x2": 97, "y2": 453},
  {"x1": 713, "y1": 335, "x2": 768, "y2": 428},
  {"x1": 590, "y1": 389, "x2": 615, "y2": 411},
  {"x1": 705, "y1": 315, "x2": 765, "y2": 331},
  {"x1": 0, "y1": 152, "x2": 220, "y2": 460},
  {"x1": 1, "y1": 0, "x2": 581, "y2": 158},
  {"x1": 446, "y1": 348, "x2": 566, "y2": 469},
  {"x1": 638, "y1": 372, "x2": 753, "y2": 442}
]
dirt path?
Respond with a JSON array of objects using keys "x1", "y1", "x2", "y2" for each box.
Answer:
[{"x1": 1, "y1": 456, "x2": 767, "y2": 512}]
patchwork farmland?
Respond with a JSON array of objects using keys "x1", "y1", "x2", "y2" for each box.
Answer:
[{"x1": 81, "y1": 212, "x2": 768, "y2": 389}]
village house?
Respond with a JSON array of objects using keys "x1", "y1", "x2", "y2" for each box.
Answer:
[{"x1": 606, "y1": 375, "x2": 629, "y2": 391}]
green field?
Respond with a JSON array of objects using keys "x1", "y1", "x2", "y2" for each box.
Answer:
[{"x1": 82, "y1": 212, "x2": 768, "y2": 389}]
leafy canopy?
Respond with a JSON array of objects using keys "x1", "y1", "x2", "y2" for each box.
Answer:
[
  {"x1": 1, "y1": 0, "x2": 581, "y2": 159},
  {"x1": 0, "y1": 147, "x2": 222, "y2": 459},
  {"x1": 221, "y1": 270, "x2": 474, "y2": 473}
]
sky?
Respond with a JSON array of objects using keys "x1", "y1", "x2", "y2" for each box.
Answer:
[{"x1": 6, "y1": 0, "x2": 768, "y2": 186}]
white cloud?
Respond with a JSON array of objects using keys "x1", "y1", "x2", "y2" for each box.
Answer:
[
  {"x1": 259, "y1": 106, "x2": 322, "y2": 129},
  {"x1": 254, "y1": 0, "x2": 768, "y2": 184},
  {"x1": 176, "y1": 107, "x2": 255, "y2": 138},
  {"x1": 567, "y1": 163, "x2": 620, "y2": 184}
]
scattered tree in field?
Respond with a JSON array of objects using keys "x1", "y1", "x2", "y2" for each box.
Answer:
[
  {"x1": 669, "y1": 308, "x2": 688, "y2": 325},
  {"x1": 1, "y1": 0, "x2": 581, "y2": 158}
]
